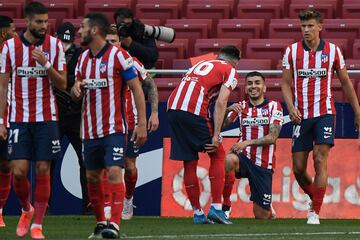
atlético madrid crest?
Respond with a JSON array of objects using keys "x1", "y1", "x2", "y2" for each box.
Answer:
[
  {"x1": 100, "y1": 62, "x2": 107, "y2": 73},
  {"x1": 321, "y1": 53, "x2": 329, "y2": 63}
]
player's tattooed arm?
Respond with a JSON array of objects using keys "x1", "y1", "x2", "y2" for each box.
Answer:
[
  {"x1": 143, "y1": 77, "x2": 159, "y2": 132},
  {"x1": 250, "y1": 123, "x2": 282, "y2": 146}
]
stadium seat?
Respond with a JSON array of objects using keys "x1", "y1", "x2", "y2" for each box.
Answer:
[
  {"x1": 238, "y1": 0, "x2": 286, "y2": 17},
  {"x1": 289, "y1": 0, "x2": 338, "y2": 16},
  {"x1": 342, "y1": 2, "x2": 360, "y2": 19},
  {"x1": 345, "y1": 59, "x2": 360, "y2": 81},
  {"x1": 165, "y1": 19, "x2": 212, "y2": 57},
  {"x1": 154, "y1": 78, "x2": 181, "y2": 101},
  {"x1": 0, "y1": 0, "x2": 24, "y2": 18},
  {"x1": 172, "y1": 59, "x2": 192, "y2": 70},
  {"x1": 194, "y1": 38, "x2": 242, "y2": 56},
  {"x1": 43, "y1": 3, "x2": 75, "y2": 27},
  {"x1": 353, "y1": 39, "x2": 360, "y2": 59},
  {"x1": 246, "y1": 39, "x2": 294, "y2": 68},
  {"x1": 263, "y1": 78, "x2": 284, "y2": 102},
  {"x1": 136, "y1": 3, "x2": 180, "y2": 25},
  {"x1": 268, "y1": 19, "x2": 301, "y2": 40},
  {"x1": 137, "y1": 0, "x2": 184, "y2": 16},
  {"x1": 157, "y1": 39, "x2": 188, "y2": 69},
  {"x1": 332, "y1": 78, "x2": 348, "y2": 102},
  {"x1": 216, "y1": 19, "x2": 264, "y2": 52},
  {"x1": 84, "y1": 2, "x2": 130, "y2": 23},
  {"x1": 141, "y1": 19, "x2": 161, "y2": 26},
  {"x1": 327, "y1": 39, "x2": 350, "y2": 59},
  {"x1": 236, "y1": 59, "x2": 272, "y2": 70},
  {"x1": 289, "y1": 3, "x2": 334, "y2": 19},
  {"x1": 13, "y1": 18, "x2": 56, "y2": 35},
  {"x1": 186, "y1": 4, "x2": 231, "y2": 27}
]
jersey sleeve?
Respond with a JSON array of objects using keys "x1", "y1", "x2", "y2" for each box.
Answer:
[
  {"x1": 333, "y1": 46, "x2": 346, "y2": 71},
  {"x1": 133, "y1": 58, "x2": 148, "y2": 82},
  {"x1": 115, "y1": 50, "x2": 138, "y2": 81},
  {"x1": 222, "y1": 66, "x2": 238, "y2": 91},
  {"x1": 270, "y1": 101, "x2": 284, "y2": 126},
  {"x1": 0, "y1": 42, "x2": 11, "y2": 74},
  {"x1": 282, "y1": 46, "x2": 292, "y2": 70},
  {"x1": 54, "y1": 39, "x2": 66, "y2": 71}
]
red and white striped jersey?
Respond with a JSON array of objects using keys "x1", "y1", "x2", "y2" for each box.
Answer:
[
  {"x1": 125, "y1": 57, "x2": 148, "y2": 130},
  {"x1": 282, "y1": 39, "x2": 345, "y2": 119},
  {"x1": 76, "y1": 43, "x2": 138, "y2": 140},
  {"x1": 0, "y1": 33, "x2": 66, "y2": 123},
  {"x1": 167, "y1": 59, "x2": 238, "y2": 119},
  {"x1": 228, "y1": 99, "x2": 283, "y2": 170}
]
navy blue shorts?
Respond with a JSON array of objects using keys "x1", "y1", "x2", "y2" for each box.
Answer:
[
  {"x1": 292, "y1": 114, "x2": 335, "y2": 153},
  {"x1": 83, "y1": 133, "x2": 126, "y2": 170},
  {"x1": 125, "y1": 130, "x2": 139, "y2": 158},
  {"x1": 235, "y1": 153, "x2": 273, "y2": 210},
  {"x1": 0, "y1": 139, "x2": 8, "y2": 160},
  {"x1": 167, "y1": 110, "x2": 212, "y2": 161},
  {"x1": 8, "y1": 121, "x2": 60, "y2": 161}
]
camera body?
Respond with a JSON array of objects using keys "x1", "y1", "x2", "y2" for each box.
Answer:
[{"x1": 117, "y1": 19, "x2": 175, "y2": 43}]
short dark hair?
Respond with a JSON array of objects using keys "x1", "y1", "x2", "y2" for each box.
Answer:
[
  {"x1": 24, "y1": 2, "x2": 48, "y2": 18},
  {"x1": 0, "y1": 15, "x2": 13, "y2": 29},
  {"x1": 113, "y1": 7, "x2": 134, "y2": 22},
  {"x1": 298, "y1": 9, "x2": 323, "y2": 23},
  {"x1": 85, "y1": 12, "x2": 109, "y2": 37},
  {"x1": 107, "y1": 24, "x2": 118, "y2": 35},
  {"x1": 218, "y1": 45, "x2": 241, "y2": 61},
  {"x1": 245, "y1": 71, "x2": 265, "y2": 82}
]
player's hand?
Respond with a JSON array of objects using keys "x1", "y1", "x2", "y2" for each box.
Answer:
[
  {"x1": 289, "y1": 108, "x2": 302, "y2": 124},
  {"x1": 71, "y1": 81, "x2": 85, "y2": 99},
  {"x1": 0, "y1": 124, "x2": 7, "y2": 141},
  {"x1": 231, "y1": 141, "x2": 248, "y2": 154},
  {"x1": 32, "y1": 48, "x2": 48, "y2": 66},
  {"x1": 204, "y1": 135, "x2": 220, "y2": 153},
  {"x1": 228, "y1": 103, "x2": 244, "y2": 113},
  {"x1": 148, "y1": 112, "x2": 159, "y2": 133},
  {"x1": 132, "y1": 124, "x2": 147, "y2": 148}
]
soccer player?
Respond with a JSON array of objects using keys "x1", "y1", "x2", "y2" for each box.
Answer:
[
  {"x1": 167, "y1": 46, "x2": 240, "y2": 224},
  {"x1": 0, "y1": 2, "x2": 67, "y2": 239},
  {"x1": 281, "y1": 9, "x2": 360, "y2": 224},
  {"x1": 0, "y1": 15, "x2": 16, "y2": 228},
  {"x1": 106, "y1": 26, "x2": 159, "y2": 220},
  {"x1": 71, "y1": 13, "x2": 147, "y2": 238},
  {"x1": 222, "y1": 71, "x2": 283, "y2": 219}
]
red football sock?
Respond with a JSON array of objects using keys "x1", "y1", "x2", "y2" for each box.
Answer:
[
  {"x1": 223, "y1": 172, "x2": 235, "y2": 207},
  {"x1": 33, "y1": 175, "x2": 50, "y2": 225},
  {"x1": 0, "y1": 172, "x2": 11, "y2": 209},
  {"x1": 13, "y1": 177, "x2": 31, "y2": 211},
  {"x1": 300, "y1": 183, "x2": 314, "y2": 200},
  {"x1": 312, "y1": 186, "x2": 326, "y2": 214},
  {"x1": 87, "y1": 182, "x2": 106, "y2": 222},
  {"x1": 102, "y1": 172, "x2": 111, "y2": 207},
  {"x1": 208, "y1": 144, "x2": 225, "y2": 204},
  {"x1": 109, "y1": 183, "x2": 125, "y2": 225},
  {"x1": 183, "y1": 160, "x2": 201, "y2": 210},
  {"x1": 124, "y1": 168, "x2": 138, "y2": 199}
]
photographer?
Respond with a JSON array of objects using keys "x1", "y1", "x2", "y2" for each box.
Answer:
[
  {"x1": 113, "y1": 7, "x2": 159, "y2": 69},
  {"x1": 53, "y1": 22, "x2": 89, "y2": 214}
]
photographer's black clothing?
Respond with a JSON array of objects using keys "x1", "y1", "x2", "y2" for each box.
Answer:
[{"x1": 121, "y1": 19, "x2": 159, "y2": 69}]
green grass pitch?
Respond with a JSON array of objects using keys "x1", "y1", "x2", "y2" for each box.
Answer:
[{"x1": 1, "y1": 216, "x2": 360, "y2": 239}]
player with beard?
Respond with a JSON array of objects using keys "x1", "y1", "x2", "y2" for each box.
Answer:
[
  {"x1": 71, "y1": 13, "x2": 147, "y2": 238},
  {"x1": 0, "y1": 15, "x2": 16, "y2": 228},
  {"x1": 222, "y1": 71, "x2": 283, "y2": 219},
  {"x1": 0, "y1": 2, "x2": 66, "y2": 239}
]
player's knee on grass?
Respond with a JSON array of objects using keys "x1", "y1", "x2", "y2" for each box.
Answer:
[
  {"x1": 253, "y1": 203, "x2": 271, "y2": 219},
  {"x1": 225, "y1": 153, "x2": 239, "y2": 173}
]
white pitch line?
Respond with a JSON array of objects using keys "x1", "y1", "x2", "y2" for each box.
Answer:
[{"x1": 123, "y1": 232, "x2": 360, "y2": 239}]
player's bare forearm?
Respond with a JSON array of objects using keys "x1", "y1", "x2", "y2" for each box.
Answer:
[
  {"x1": 0, "y1": 73, "x2": 9, "y2": 119},
  {"x1": 248, "y1": 124, "x2": 282, "y2": 146},
  {"x1": 144, "y1": 77, "x2": 159, "y2": 114},
  {"x1": 49, "y1": 69, "x2": 67, "y2": 90}
]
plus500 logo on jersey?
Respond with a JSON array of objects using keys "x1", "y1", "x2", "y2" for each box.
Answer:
[
  {"x1": 297, "y1": 68, "x2": 327, "y2": 78},
  {"x1": 83, "y1": 78, "x2": 108, "y2": 89},
  {"x1": 16, "y1": 67, "x2": 48, "y2": 77},
  {"x1": 242, "y1": 117, "x2": 269, "y2": 126}
]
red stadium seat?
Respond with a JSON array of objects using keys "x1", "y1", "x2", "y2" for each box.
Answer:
[
  {"x1": 353, "y1": 39, "x2": 360, "y2": 59},
  {"x1": 238, "y1": 0, "x2": 286, "y2": 16},
  {"x1": 137, "y1": 0, "x2": 184, "y2": 16},
  {"x1": 136, "y1": 3, "x2": 180, "y2": 25},
  {"x1": 246, "y1": 38, "x2": 294, "y2": 68},
  {"x1": 216, "y1": 19, "x2": 264, "y2": 52},
  {"x1": 263, "y1": 78, "x2": 284, "y2": 102},
  {"x1": 327, "y1": 39, "x2": 350, "y2": 59},
  {"x1": 194, "y1": 39, "x2": 242, "y2": 56},
  {"x1": 268, "y1": 19, "x2": 301, "y2": 40},
  {"x1": 345, "y1": 59, "x2": 360, "y2": 81},
  {"x1": 157, "y1": 39, "x2": 188, "y2": 69},
  {"x1": 165, "y1": 19, "x2": 212, "y2": 57},
  {"x1": 154, "y1": 78, "x2": 180, "y2": 101},
  {"x1": 289, "y1": 3, "x2": 334, "y2": 19},
  {"x1": 141, "y1": 19, "x2": 161, "y2": 26},
  {"x1": 289, "y1": 0, "x2": 338, "y2": 16},
  {"x1": 0, "y1": 0, "x2": 24, "y2": 18},
  {"x1": 236, "y1": 59, "x2": 272, "y2": 70},
  {"x1": 331, "y1": 78, "x2": 348, "y2": 102},
  {"x1": 84, "y1": 2, "x2": 130, "y2": 23},
  {"x1": 172, "y1": 59, "x2": 192, "y2": 70},
  {"x1": 342, "y1": 3, "x2": 360, "y2": 19},
  {"x1": 186, "y1": 4, "x2": 231, "y2": 28},
  {"x1": 44, "y1": 3, "x2": 75, "y2": 27}
]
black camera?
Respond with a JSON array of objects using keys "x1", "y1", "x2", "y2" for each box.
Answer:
[{"x1": 117, "y1": 19, "x2": 175, "y2": 43}]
